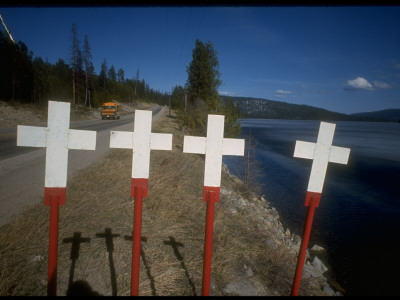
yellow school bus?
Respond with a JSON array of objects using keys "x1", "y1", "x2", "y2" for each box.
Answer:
[{"x1": 100, "y1": 101, "x2": 121, "y2": 120}]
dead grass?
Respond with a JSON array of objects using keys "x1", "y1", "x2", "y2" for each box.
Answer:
[{"x1": 0, "y1": 109, "x2": 331, "y2": 296}]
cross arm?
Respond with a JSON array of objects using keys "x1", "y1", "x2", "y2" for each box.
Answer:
[
  {"x1": 110, "y1": 131, "x2": 134, "y2": 149},
  {"x1": 294, "y1": 140, "x2": 316, "y2": 159},
  {"x1": 68, "y1": 129, "x2": 96, "y2": 150},
  {"x1": 183, "y1": 136, "x2": 207, "y2": 154},
  {"x1": 222, "y1": 138, "x2": 245, "y2": 156},
  {"x1": 17, "y1": 125, "x2": 47, "y2": 147},
  {"x1": 329, "y1": 145, "x2": 350, "y2": 164}
]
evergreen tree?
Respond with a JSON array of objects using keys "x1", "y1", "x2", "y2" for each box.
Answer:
[
  {"x1": 171, "y1": 85, "x2": 185, "y2": 109},
  {"x1": 83, "y1": 34, "x2": 94, "y2": 106},
  {"x1": 70, "y1": 23, "x2": 80, "y2": 105},
  {"x1": 186, "y1": 39, "x2": 221, "y2": 109},
  {"x1": 108, "y1": 65, "x2": 116, "y2": 81},
  {"x1": 117, "y1": 68, "x2": 125, "y2": 82},
  {"x1": 179, "y1": 39, "x2": 240, "y2": 136},
  {"x1": 76, "y1": 47, "x2": 86, "y2": 105},
  {"x1": 32, "y1": 57, "x2": 48, "y2": 105},
  {"x1": 99, "y1": 59, "x2": 107, "y2": 90}
]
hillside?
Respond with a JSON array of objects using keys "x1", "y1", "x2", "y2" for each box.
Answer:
[
  {"x1": 350, "y1": 108, "x2": 400, "y2": 122},
  {"x1": 221, "y1": 95, "x2": 398, "y2": 122}
]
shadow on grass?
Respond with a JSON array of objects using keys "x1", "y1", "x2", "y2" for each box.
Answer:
[
  {"x1": 62, "y1": 232, "x2": 100, "y2": 296},
  {"x1": 96, "y1": 228, "x2": 120, "y2": 296},
  {"x1": 163, "y1": 236, "x2": 197, "y2": 295},
  {"x1": 124, "y1": 235, "x2": 156, "y2": 296}
]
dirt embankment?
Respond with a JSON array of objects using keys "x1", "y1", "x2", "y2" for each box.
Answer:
[{"x1": 0, "y1": 101, "x2": 342, "y2": 296}]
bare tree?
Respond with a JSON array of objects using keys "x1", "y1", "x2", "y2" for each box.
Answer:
[
  {"x1": 243, "y1": 129, "x2": 264, "y2": 195},
  {"x1": 83, "y1": 35, "x2": 94, "y2": 107},
  {"x1": 70, "y1": 23, "x2": 80, "y2": 105}
]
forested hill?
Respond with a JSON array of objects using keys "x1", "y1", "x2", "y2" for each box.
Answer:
[
  {"x1": 350, "y1": 109, "x2": 400, "y2": 122},
  {"x1": 221, "y1": 96, "x2": 399, "y2": 122}
]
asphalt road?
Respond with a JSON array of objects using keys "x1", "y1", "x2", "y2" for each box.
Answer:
[{"x1": 0, "y1": 105, "x2": 164, "y2": 227}]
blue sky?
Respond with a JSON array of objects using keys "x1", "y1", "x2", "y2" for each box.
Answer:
[{"x1": 1, "y1": 5, "x2": 399, "y2": 114}]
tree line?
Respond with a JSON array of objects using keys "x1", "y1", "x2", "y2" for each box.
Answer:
[
  {"x1": 0, "y1": 24, "x2": 170, "y2": 108},
  {"x1": 1, "y1": 24, "x2": 241, "y2": 136}
]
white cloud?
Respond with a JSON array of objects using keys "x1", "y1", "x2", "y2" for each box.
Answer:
[
  {"x1": 274, "y1": 90, "x2": 293, "y2": 99},
  {"x1": 275, "y1": 89, "x2": 292, "y2": 95},
  {"x1": 274, "y1": 89, "x2": 292, "y2": 98},
  {"x1": 344, "y1": 77, "x2": 374, "y2": 91},
  {"x1": 218, "y1": 91, "x2": 237, "y2": 96},
  {"x1": 373, "y1": 80, "x2": 391, "y2": 89}
]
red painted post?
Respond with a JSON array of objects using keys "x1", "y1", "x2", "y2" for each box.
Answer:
[
  {"x1": 44, "y1": 188, "x2": 66, "y2": 296},
  {"x1": 130, "y1": 179, "x2": 148, "y2": 296},
  {"x1": 202, "y1": 186, "x2": 220, "y2": 296},
  {"x1": 291, "y1": 191, "x2": 321, "y2": 296},
  {"x1": 47, "y1": 197, "x2": 59, "y2": 296}
]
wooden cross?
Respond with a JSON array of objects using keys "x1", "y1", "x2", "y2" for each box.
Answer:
[
  {"x1": 109, "y1": 109, "x2": 172, "y2": 296},
  {"x1": 294, "y1": 121, "x2": 350, "y2": 196},
  {"x1": 183, "y1": 114, "x2": 245, "y2": 296},
  {"x1": 16, "y1": 100, "x2": 96, "y2": 296},
  {"x1": 17, "y1": 100, "x2": 97, "y2": 204},
  {"x1": 183, "y1": 114, "x2": 245, "y2": 201},
  {"x1": 291, "y1": 121, "x2": 350, "y2": 296},
  {"x1": 110, "y1": 109, "x2": 172, "y2": 196}
]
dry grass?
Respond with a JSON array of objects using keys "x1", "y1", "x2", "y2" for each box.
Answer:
[{"x1": 0, "y1": 109, "x2": 331, "y2": 296}]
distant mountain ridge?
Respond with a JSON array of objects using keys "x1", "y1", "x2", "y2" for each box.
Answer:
[
  {"x1": 349, "y1": 109, "x2": 400, "y2": 122},
  {"x1": 221, "y1": 95, "x2": 400, "y2": 122}
]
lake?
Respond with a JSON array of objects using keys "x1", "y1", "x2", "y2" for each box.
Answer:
[{"x1": 223, "y1": 119, "x2": 400, "y2": 296}]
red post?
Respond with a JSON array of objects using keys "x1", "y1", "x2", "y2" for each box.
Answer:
[
  {"x1": 44, "y1": 187, "x2": 66, "y2": 296},
  {"x1": 202, "y1": 186, "x2": 220, "y2": 296},
  {"x1": 291, "y1": 191, "x2": 321, "y2": 296},
  {"x1": 130, "y1": 178, "x2": 148, "y2": 296}
]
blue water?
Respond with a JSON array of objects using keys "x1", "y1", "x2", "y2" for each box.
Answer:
[{"x1": 223, "y1": 119, "x2": 400, "y2": 296}]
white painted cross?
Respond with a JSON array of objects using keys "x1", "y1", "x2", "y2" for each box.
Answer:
[
  {"x1": 291, "y1": 121, "x2": 351, "y2": 295},
  {"x1": 183, "y1": 114, "x2": 245, "y2": 199},
  {"x1": 294, "y1": 121, "x2": 351, "y2": 194},
  {"x1": 109, "y1": 110, "x2": 172, "y2": 195},
  {"x1": 17, "y1": 100, "x2": 97, "y2": 191}
]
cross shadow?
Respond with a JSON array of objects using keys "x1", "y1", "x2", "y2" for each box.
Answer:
[
  {"x1": 124, "y1": 235, "x2": 156, "y2": 296},
  {"x1": 163, "y1": 236, "x2": 197, "y2": 295},
  {"x1": 62, "y1": 232, "x2": 93, "y2": 295},
  {"x1": 96, "y1": 228, "x2": 120, "y2": 296}
]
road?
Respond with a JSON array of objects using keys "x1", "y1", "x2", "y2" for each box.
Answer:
[{"x1": 0, "y1": 105, "x2": 164, "y2": 227}]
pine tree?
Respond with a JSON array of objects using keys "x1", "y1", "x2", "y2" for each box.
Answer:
[
  {"x1": 186, "y1": 39, "x2": 221, "y2": 110},
  {"x1": 70, "y1": 23, "x2": 80, "y2": 105},
  {"x1": 180, "y1": 39, "x2": 240, "y2": 136},
  {"x1": 83, "y1": 34, "x2": 94, "y2": 107},
  {"x1": 99, "y1": 59, "x2": 107, "y2": 90},
  {"x1": 117, "y1": 68, "x2": 125, "y2": 82},
  {"x1": 108, "y1": 65, "x2": 116, "y2": 81}
]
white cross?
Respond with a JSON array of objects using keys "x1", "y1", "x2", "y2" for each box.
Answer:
[
  {"x1": 294, "y1": 121, "x2": 350, "y2": 193},
  {"x1": 183, "y1": 114, "x2": 245, "y2": 187},
  {"x1": 109, "y1": 110, "x2": 172, "y2": 179},
  {"x1": 17, "y1": 101, "x2": 97, "y2": 188}
]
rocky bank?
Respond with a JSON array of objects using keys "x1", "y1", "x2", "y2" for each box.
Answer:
[{"x1": 219, "y1": 164, "x2": 342, "y2": 296}]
